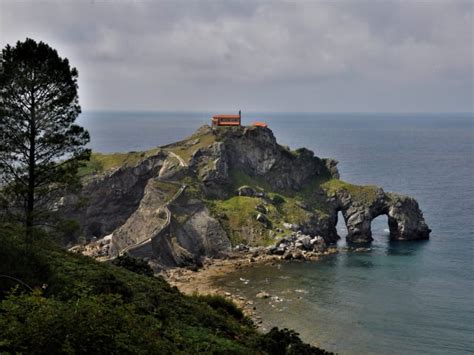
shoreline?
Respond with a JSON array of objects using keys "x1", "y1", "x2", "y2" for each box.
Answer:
[{"x1": 160, "y1": 247, "x2": 339, "y2": 327}]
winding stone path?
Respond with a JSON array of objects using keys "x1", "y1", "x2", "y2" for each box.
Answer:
[{"x1": 115, "y1": 150, "x2": 188, "y2": 258}]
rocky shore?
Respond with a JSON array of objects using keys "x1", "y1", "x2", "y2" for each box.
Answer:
[{"x1": 161, "y1": 242, "x2": 339, "y2": 328}]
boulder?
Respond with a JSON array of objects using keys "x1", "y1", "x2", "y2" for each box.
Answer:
[
  {"x1": 294, "y1": 242, "x2": 304, "y2": 249},
  {"x1": 297, "y1": 235, "x2": 312, "y2": 250},
  {"x1": 235, "y1": 244, "x2": 249, "y2": 252},
  {"x1": 237, "y1": 185, "x2": 256, "y2": 197},
  {"x1": 256, "y1": 213, "x2": 270, "y2": 225},
  {"x1": 283, "y1": 222, "x2": 299, "y2": 231},
  {"x1": 256, "y1": 291, "x2": 271, "y2": 299},
  {"x1": 292, "y1": 249, "x2": 304, "y2": 260},
  {"x1": 255, "y1": 204, "x2": 268, "y2": 214},
  {"x1": 282, "y1": 250, "x2": 293, "y2": 260}
]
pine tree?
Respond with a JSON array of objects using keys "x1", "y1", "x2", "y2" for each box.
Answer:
[{"x1": 0, "y1": 38, "x2": 90, "y2": 237}]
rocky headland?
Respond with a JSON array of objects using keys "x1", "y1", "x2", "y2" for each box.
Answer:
[{"x1": 66, "y1": 125, "x2": 430, "y2": 270}]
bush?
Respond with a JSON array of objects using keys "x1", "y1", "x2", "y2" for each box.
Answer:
[
  {"x1": 259, "y1": 327, "x2": 333, "y2": 355},
  {"x1": 0, "y1": 226, "x2": 51, "y2": 298},
  {"x1": 195, "y1": 294, "x2": 245, "y2": 321},
  {"x1": 112, "y1": 254, "x2": 154, "y2": 277},
  {"x1": 272, "y1": 194, "x2": 286, "y2": 205},
  {"x1": 0, "y1": 292, "x2": 172, "y2": 354},
  {"x1": 0, "y1": 225, "x2": 331, "y2": 354}
]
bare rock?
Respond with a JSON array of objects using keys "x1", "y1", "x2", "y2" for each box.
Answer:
[
  {"x1": 237, "y1": 185, "x2": 257, "y2": 197},
  {"x1": 256, "y1": 291, "x2": 271, "y2": 299}
]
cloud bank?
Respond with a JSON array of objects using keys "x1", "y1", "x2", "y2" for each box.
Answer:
[{"x1": 1, "y1": 0, "x2": 472, "y2": 112}]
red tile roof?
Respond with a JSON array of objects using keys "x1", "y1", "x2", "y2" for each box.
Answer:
[
  {"x1": 213, "y1": 115, "x2": 240, "y2": 119},
  {"x1": 217, "y1": 121, "x2": 241, "y2": 126},
  {"x1": 252, "y1": 121, "x2": 268, "y2": 128}
]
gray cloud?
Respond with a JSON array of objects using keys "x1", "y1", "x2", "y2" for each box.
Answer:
[{"x1": 1, "y1": 0, "x2": 472, "y2": 112}]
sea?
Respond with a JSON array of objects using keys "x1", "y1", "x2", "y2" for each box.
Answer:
[{"x1": 78, "y1": 111, "x2": 474, "y2": 354}]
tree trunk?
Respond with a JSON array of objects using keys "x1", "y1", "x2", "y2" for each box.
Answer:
[{"x1": 26, "y1": 88, "x2": 36, "y2": 240}]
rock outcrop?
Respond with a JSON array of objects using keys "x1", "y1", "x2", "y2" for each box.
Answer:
[
  {"x1": 327, "y1": 187, "x2": 431, "y2": 243},
  {"x1": 189, "y1": 125, "x2": 338, "y2": 198},
  {"x1": 66, "y1": 124, "x2": 430, "y2": 268}
]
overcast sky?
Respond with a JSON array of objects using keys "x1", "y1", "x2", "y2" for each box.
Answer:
[{"x1": 1, "y1": 0, "x2": 472, "y2": 113}]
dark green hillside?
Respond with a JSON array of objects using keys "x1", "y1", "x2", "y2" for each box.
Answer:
[{"x1": 0, "y1": 224, "x2": 331, "y2": 354}]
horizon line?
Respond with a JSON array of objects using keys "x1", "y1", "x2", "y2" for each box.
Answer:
[{"x1": 80, "y1": 109, "x2": 474, "y2": 115}]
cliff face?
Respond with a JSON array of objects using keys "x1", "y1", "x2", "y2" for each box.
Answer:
[
  {"x1": 67, "y1": 125, "x2": 430, "y2": 268},
  {"x1": 189, "y1": 125, "x2": 338, "y2": 198},
  {"x1": 326, "y1": 185, "x2": 430, "y2": 243}
]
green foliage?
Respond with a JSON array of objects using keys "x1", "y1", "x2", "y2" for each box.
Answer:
[
  {"x1": 271, "y1": 193, "x2": 286, "y2": 205},
  {"x1": 259, "y1": 327, "x2": 333, "y2": 355},
  {"x1": 112, "y1": 254, "x2": 154, "y2": 277},
  {"x1": 0, "y1": 227, "x2": 329, "y2": 353},
  {"x1": 167, "y1": 131, "x2": 216, "y2": 162},
  {"x1": 0, "y1": 292, "x2": 173, "y2": 354},
  {"x1": 322, "y1": 179, "x2": 379, "y2": 204},
  {"x1": 0, "y1": 38, "x2": 90, "y2": 232},
  {"x1": 195, "y1": 294, "x2": 246, "y2": 322},
  {"x1": 78, "y1": 149, "x2": 160, "y2": 177},
  {"x1": 229, "y1": 168, "x2": 271, "y2": 192},
  {"x1": 208, "y1": 196, "x2": 268, "y2": 245},
  {"x1": 0, "y1": 224, "x2": 51, "y2": 298},
  {"x1": 53, "y1": 218, "x2": 81, "y2": 245}
]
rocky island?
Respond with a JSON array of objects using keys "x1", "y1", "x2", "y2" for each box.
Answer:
[{"x1": 66, "y1": 124, "x2": 430, "y2": 269}]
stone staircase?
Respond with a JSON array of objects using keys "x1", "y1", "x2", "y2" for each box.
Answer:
[{"x1": 119, "y1": 182, "x2": 186, "y2": 258}]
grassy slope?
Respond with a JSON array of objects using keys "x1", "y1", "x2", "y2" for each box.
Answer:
[
  {"x1": 208, "y1": 169, "x2": 380, "y2": 246},
  {"x1": 207, "y1": 168, "x2": 334, "y2": 246},
  {"x1": 78, "y1": 148, "x2": 161, "y2": 177},
  {"x1": 0, "y1": 228, "x2": 330, "y2": 354},
  {"x1": 166, "y1": 131, "x2": 217, "y2": 163},
  {"x1": 321, "y1": 179, "x2": 379, "y2": 204}
]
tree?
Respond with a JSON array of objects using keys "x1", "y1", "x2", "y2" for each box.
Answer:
[{"x1": 0, "y1": 38, "x2": 90, "y2": 237}]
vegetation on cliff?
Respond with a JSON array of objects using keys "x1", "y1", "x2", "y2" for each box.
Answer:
[
  {"x1": 78, "y1": 148, "x2": 161, "y2": 177},
  {"x1": 69, "y1": 124, "x2": 429, "y2": 268},
  {"x1": 0, "y1": 224, "x2": 331, "y2": 354}
]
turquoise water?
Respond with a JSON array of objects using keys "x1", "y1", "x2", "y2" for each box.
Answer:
[{"x1": 78, "y1": 111, "x2": 474, "y2": 354}]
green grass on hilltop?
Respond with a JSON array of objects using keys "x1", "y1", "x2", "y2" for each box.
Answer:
[
  {"x1": 322, "y1": 179, "x2": 379, "y2": 204},
  {"x1": 229, "y1": 169, "x2": 272, "y2": 192},
  {"x1": 207, "y1": 196, "x2": 268, "y2": 245},
  {"x1": 207, "y1": 192, "x2": 326, "y2": 246},
  {"x1": 166, "y1": 131, "x2": 217, "y2": 163},
  {"x1": 78, "y1": 148, "x2": 161, "y2": 177}
]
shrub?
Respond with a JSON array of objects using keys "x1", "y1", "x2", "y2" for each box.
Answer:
[
  {"x1": 0, "y1": 224, "x2": 331, "y2": 354},
  {"x1": 112, "y1": 254, "x2": 154, "y2": 277},
  {"x1": 272, "y1": 194, "x2": 286, "y2": 205},
  {"x1": 259, "y1": 327, "x2": 333, "y2": 355},
  {"x1": 195, "y1": 294, "x2": 245, "y2": 321},
  {"x1": 0, "y1": 226, "x2": 51, "y2": 298},
  {"x1": 0, "y1": 291, "x2": 172, "y2": 354}
]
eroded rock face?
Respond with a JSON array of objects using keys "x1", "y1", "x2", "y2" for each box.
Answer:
[
  {"x1": 65, "y1": 124, "x2": 430, "y2": 269},
  {"x1": 386, "y1": 193, "x2": 431, "y2": 241},
  {"x1": 189, "y1": 126, "x2": 339, "y2": 198},
  {"x1": 62, "y1": 153, "x2": 168, "y2": 238},
  {"x1": 108, "y1": 178, "x2": 170, "y2": 256},
  {"x1": 148, "y1": 196, "x2": 231, "y2": 269},
  {"x1": 329, "y1": 187, "x2": 431, "y2": 243},
  {"x1": 175, "y1": 206, "x2": 231, "y2": 260},
  {"x1": 63, "y1": 150, "x2": 232, "y2": 269}
]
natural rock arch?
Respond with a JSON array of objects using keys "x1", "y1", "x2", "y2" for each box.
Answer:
[{"x1": 329, "y1": 188, "x2": 430, "y2": 243}]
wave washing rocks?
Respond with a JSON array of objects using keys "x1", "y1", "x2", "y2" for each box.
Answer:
[{"x1": 65, "y1": 125, "x2": 430, "y2": 269}]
